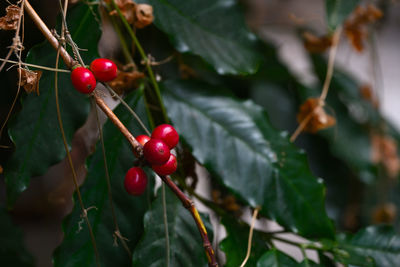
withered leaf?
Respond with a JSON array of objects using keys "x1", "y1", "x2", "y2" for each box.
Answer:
[
  {"x1": 296, "y1": 98, "x2": 336, "y2": 133},
  {"x1": 372, "y1": 203, "x2": 397, "y2": 224},
  {"x1": 371, "y1": 134, "x2": 400, "y2": 178},
  {"x1": 108, "y1": 0, "x2": 136, "y2": 24},
  {"x1": 108, "y1": 70, "x2": 145, "y2": 95},
  {"x1": 359, "y1": 84, "x2": 379, "y2": 108},
  {"x1": 303, "y1": 32, "x2": 332, "y2": 53},
  {"x1": 134, "y1": 4, "x2": 154, "y2": 29},
  {"x1": 18, "y1": 68, "x2": 42, "y2": 95},
  {"x1": 344, "y1": 4, "x2": 383, "y2": 52},
  {"x1": 0, "y1": 5, "x2": 21, "y2": 31}
]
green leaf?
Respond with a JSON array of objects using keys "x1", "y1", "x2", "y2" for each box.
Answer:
[
  {"x1": 0, "y1": 207, "x2": 34, "y2": 267},
  {"x1": 256, "y1": 249, "x2": 299, "y2": 267},
  {"x1": 162, "y1": 80, "x2": 334, "y2": 239},
  {"x1": 220, "y1": 217, "x2": 268, "y2": 267},
  {"x1": 325, "y1": 0, "x2": 360, "y2": 30},
  {"x1": 132, "y1": 186, "x2": 213, "y2": 266},
  {"x1": 4, "y1": 3, "x2": 101, "y2": 207},
  {"x1": 53, "y1": 92, "x2": 154, "y2": 267},
  {"x1": 138, "y1": 0, "x2": 261, "y2": 75},
  {"x1": 337, "y1": 225, "x2": 400, "y2": 267}
]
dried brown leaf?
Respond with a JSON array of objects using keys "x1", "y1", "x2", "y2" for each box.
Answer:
[
  {"x1": 108, "y1": 70, "x2": 145, "y2": 95},
  {"x1": 372, "y1": 203, "x2": 397, "y2": 224},
  {"x1": 344, "y1": 4, "x2": 383, "y2": 52},
  {"x1": 134, "y1": 4, "x2": 153, "y2": 29},
  {"x1": 0, "y1": 5, "x2": 21, "y2": 30},
  {"x1": 359, "y1": 84, "x2": 379, "y2": 108},
  {"x1": 371, "y1": 134, "x2": 400, "y2": 178},
  {"x1": 18, "y1": 68, "x2": 42, "y2": 95},
  {"x1": 109, "y1": 0, "x2": 136, "y2": 24},
  {"x1": 303, "y1": 32, "x2": 333, "y2": 53},
  {"x1": 296, "y1": 98, "x2": 336, "y2": 133}
]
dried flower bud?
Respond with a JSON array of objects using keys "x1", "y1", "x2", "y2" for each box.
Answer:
[
  {"x1": 0, "y1": 5, "x2": 21, "y2": 30},
  {"x1": 18, "y1": 68, "x2": 42, "y2": 95},
  {"x1": 134, "y1": 4, "x2": 154, "y2": 29}
]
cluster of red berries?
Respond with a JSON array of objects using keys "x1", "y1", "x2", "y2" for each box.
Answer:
[
  {"x1": 124, "y1": 124, "x2": 179, "y2": 196},
  {"x1": 70, "y1": 58, "x2": 117, "y2": 94}
]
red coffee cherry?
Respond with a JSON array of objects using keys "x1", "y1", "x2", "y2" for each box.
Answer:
[
  {"x1": 90, "y1": 58, "x2": 117, "y2": 82},
  {"x1": 143, "y1": 139, "x2": 170, "y2": 165},
  {"x1": 152, "y1": 154, "x2": 177, "y2": 176},
  {"x1": 124, "y1": 167, "x2": 148, "y2": 196},
  {"x1": 136, "y1": 135, "x2": 151, "y2": 146},
  {"x1": 151, "y1": 124, "x2": 179, "y2": 149},
  {"x1": 71, "y1": 67, "x2": 97, "y2": 94}
]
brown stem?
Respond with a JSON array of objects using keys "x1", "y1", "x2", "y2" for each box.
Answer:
[
  {"x1": 24, "y1": 0, "x2": 75, "y2": 68},
  {"x1": 23, "y1": 1, "x2": 218, "y2": 265},
  {"x1": 159, "y1": 175, "x2": 218, "y2": 267}
]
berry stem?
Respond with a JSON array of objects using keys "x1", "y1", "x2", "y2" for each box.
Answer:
[{"x1": 24, "y1": 2, "x2": 218, "y2": 265}]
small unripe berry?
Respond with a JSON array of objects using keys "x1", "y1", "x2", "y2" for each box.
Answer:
[
  {"x1": 143, "y1": 139, "x2": 170, "y2": 165},
  {"x1": 90, "y1": 58, "x2": 118, "y2": 82},
  {"x1": 71, "y1": 67, "x2": 97, "y2": 94},
  {"x1": 124, "y1": 167, "x2": 148, "y2": 196},
  {"x1": 152, "y1": 154, "x2": 177, "y2": 176},
  {"x1": 151, "y1": 124, "x2": 179, "y2": 149},
  {"x1": 136, "y1": 135, "x2": 151, "y2": 146}
]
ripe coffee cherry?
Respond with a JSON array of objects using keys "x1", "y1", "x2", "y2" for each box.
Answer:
[
  {"x1": 136, "y1": 135, "x2": 151, "y2": 146},
  {"x1": 71, "y1": 67, "x2": 97, "y2": 94},
  {"x1": 152, "y1": 154, "x2": 177, "y2": 176},
  {"x1": 151, "y1": 124, "x2": 179, "y2": 149},
  {"x1": 90, "y1": 58, "x2": 117, "y2": 82},
  {"x1": 143, "y1": 139, "x2": 170, "y2": 165},
  {"x1": 124, "y1": 167, "x2": 148, "y2": 196}
]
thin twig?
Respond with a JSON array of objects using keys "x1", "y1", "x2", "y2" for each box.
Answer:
[
  {"x1": 239, "y1": 207, "x2": 260, "y2": 267},
  {"x1": 161, "y1": 183, "x2": 170, "y2": 267},
  {"x1": 0, "y1": 58, "x2": 70, "y2": 72},
  {"x1": 93, "y1": 98, "x2": 132, "y2": 258},
  {"x1": 290, "y1": 28, "x2": 341, "y2": 142}
]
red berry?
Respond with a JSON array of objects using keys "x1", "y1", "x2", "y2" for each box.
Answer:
[
  {"x1": 143, "y1": 139, "x2": 171, "y2": 165},
  {"x1": 90, "y1": 58, "x2": 117, "y2": 82},
  {"x1": 152, "y1": 154, "x2": 177, "y2": 176},
  {"x1": 151, "y1": 124, "x2": 179, "y2": 149},
  {"x1": 71, "y1": 67, "x2": 97, "y2": 94},
  {"x1": 124, "y1": 167, "x2": 148, "y2": 196},
  {"x1": 136, "y1": 135, "x2": 151, "y2": 146}
]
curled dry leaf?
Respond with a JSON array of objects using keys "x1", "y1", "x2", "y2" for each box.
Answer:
[
  {"x1": 372, "y1": 203, "x2": 397, "y2": 224},
  {"x1": 344, "y1": 4, "x2": 383, "y2": 52},
  {"x1": 108, "y1": 70, "x2": 145, "y2": 95},
  {"x1": 359, "y1": 84, "x2": 379, "y2": 108},
  {"x1": 0, "y1": 5, "x2": 21, "y2": 30},
  {"x1": 18, "y1": 68, "x2": 42, "y2": 95},
  {"x1": 371, "y1": 134, "x2": 400, "y2": 178},
  {"x1": 134, "y1": 4, "x2": 154, "y2": 29},
  {"x1": 108, "y1": 0, "x2": 136, "y2": 24},
  {"x1": 303, "y1": 32, "x2": 333, "y2": 53},
  {"x1": 296, "y1": 98, "x2": 336, "y2": 133}
]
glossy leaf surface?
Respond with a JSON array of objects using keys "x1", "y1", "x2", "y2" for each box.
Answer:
[{"x1": 163, "y1": 79, "x2": 334, "y2": 239}]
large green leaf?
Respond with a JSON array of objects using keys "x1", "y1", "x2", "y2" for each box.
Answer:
[
  {"x1": 220, "y1": 217, "x2": 268, "y2": 267},
  {"x1": 4, "y1": 3, "x2": 101, "y2": 206},
  {"x1": 0, "y1": 207, "x2": 34, "y2": 267},
  {"x1": 162, "y1": 80, "x2": 334, "y2": 239},
  {"x1": 132, "y1": 186, "x2": 213, "y2": 266},
  {"x1": 53, "y1": 92, "x2": 154, "y2": 266},
  {"x1": 256, "y1": 249, "x2": 299, "y2": 267},
  {"x1": 337, "y1": 225, "x2": 400, "y2": 267},
  {"x1": 138, "y1": 0, "x2": 261, "y2": 75},
  {"x1": 325, "y1": 0, "x2": 360, "y2": 30}
]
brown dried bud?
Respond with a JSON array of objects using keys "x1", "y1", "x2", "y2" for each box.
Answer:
[
  {"x1": 18, "y1": 68, "x2": 42, "y2": 95},
  {"x1": 109, "y1": 0, "x2": 136, "y2": 24},
  {"x1": 134, "y1": 4, "x2": 154, "y2": 29},
  {"x1": 108, "y1": 70, "x2": 145, "y2": 95},
  {"x1": 0, "y1": 5, "x2": 21, "y2": 30},
  {"x1": 296, "y1": 98, "x2": 336, "y2": 133}
]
